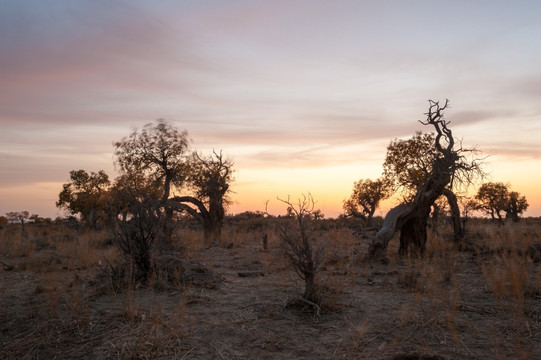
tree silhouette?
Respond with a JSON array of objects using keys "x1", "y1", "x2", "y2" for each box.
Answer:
[
  {"x1": 506, "y1": 190, "x2": 529, "y2": 222},
  {"x1": 114, "y1": 120, "x2": 190, "y2": 246},
  {"x1": 56, "y1": 169, "x2": 110, "y2": 229},
  {"x1": 382, "y1": 129, "x2": 484, "y2": 241},
  {"x1": 370, "y1": 100, "x2": 482, "y2": 258},
  {"x1": 383, "y1": 132, "x2": 435, "y2": 199},
  {"x1": 343, "y1": 177, "x2": 392, "y2": 227},
  {"x1": 473, "y1": 182, "x2": 528, "y2": 223},
  {"x1": 169, "y1": 150, "x2": 234, "y2": 244}
]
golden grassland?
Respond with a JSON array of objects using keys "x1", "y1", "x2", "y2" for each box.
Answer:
[{"x1": 0, "y1": 218, "x2": 540, "y2": 359}]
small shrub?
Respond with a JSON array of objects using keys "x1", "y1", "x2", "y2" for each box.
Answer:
[{"x1": 276, "y1": 194, "x2": 324, "y2": 305}]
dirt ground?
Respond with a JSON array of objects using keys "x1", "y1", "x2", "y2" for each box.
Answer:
[{"x1": 1, "y1": 224, "x2": 540, "y2": 359}]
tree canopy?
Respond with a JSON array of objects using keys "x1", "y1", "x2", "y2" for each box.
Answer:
[
  {"x1": 473, "y1": 182, "x2": 528, "y2": 223},
  {"x1": 114, "y1": 119, "x2": 190, "y2": 202},
  {"x1": 506, "y1": 191, "x2": 529, "y2": 222},
  {"x1": 383, "y1": 132, "x2": 436, "y2": 198},
  {"x1": 343, "y1": 177, "x2": 392, "y2": 226},
  {"x1": 56, "y1": 169, "x2": 110, "y2": 228}
]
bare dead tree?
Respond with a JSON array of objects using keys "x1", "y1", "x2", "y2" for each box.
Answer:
[
  {"x1": 276, "y1": 194, "x2": 324, "y2": 304},
  {"x1": 370, "y1": 100, "x2": 483, "y2": 258}
]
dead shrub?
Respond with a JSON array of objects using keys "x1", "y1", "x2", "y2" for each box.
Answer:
[
  {"x1": 481, "y1": 250, "x2": 531, "y2": 309},
  {"x1": 276, "y1": 194, "x2": 324, "y2": 305}
]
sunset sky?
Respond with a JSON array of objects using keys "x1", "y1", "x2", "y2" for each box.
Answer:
[{"x1": 1, "y1": 1, "x2": 540, "y2": 219}]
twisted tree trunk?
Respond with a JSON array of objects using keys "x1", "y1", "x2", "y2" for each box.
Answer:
[
  {"x1": 442, "y1": 188, "x2": 464, "y2": 242},
  {"x1": 370, "y1": 100, "x2": 463, "y2": 259},
  {"x1": 168, "y1": 196, "x2": 224, "y2": 244}
]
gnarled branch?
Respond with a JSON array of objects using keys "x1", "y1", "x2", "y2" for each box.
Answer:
[
  {"x1": 419, "y1": 99, "x2": 454, "y2": 154},
  {"x1": 168, "y1": 196, "x2": 209, "y2": 222}
]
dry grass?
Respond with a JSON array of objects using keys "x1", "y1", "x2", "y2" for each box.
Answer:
[
  {"x1": 1, "y1": 219, "x2": 540, "y2": 359},
  {"x1": 173, "y1": 228, "x2": 204, "y2": 259}
]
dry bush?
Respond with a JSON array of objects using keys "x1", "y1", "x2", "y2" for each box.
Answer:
[
  {"x1": 105, "y1": 299, "x2": 191, "y2": 360},
  {"x1": 221, "y1": 225, "x2": 259, "y2": 248},
  {"x1": 95, "y1": 250, "x2": 220, "y2": 295},
  {"x1": 172, "y1": 227, "x2": 204, "y2": 258},
  {"x1": 258, "y1": 240, "x2": 290, "y2": 275},
  {"x1": 425, "y1": 231, "x2": 460, "y2": 283},
  {"x1": 149, "y1": 253, "x2": 194, "y2": 291},
  {"x1": 467, "y1": 221, "x2": 541, "y2": 305},
  {"x1": 0, "y1": 225, "x2": 34, "y2": 257},
  {"x1": 466, "y1": 220, "x2": 539, "y2": 252},
  {"x1": 1, "y1": 223, "x2": 113, "y2": 263},
  {"x1": 310, "y1": 228, "x2": 359, "y2": 311},
  {"x1": 276, "y1": 194, "x2": 325, "y2": 305},
  {"x1": 56, "y1": 233, "x2": 103, "y2": 270},
  {"x1": 480, "y1": 250, "x2": 531, "y2": 304},
  {"x1": 63, "y1": 285, "x2": 92, "y2": 328},
  {"x1": 387, "y1": 230, "x2": 468, "y2": 352}
]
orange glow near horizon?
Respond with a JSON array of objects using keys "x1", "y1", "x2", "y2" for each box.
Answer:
[
  {"x1": 228, "y1": 163, "x2": 383, "y2": 217},
  {"x1": 1, "y1": 163, "x2": 541, "y2": 220}
]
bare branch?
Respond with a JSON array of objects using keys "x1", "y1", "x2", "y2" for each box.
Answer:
[{"x1": 419, "y1": 99, "x2": 453, "y2": 154}]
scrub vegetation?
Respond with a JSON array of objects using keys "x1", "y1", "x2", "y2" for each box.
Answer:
[{"x1": 1, "y1": 217, "x2": 540, "y2": 359}]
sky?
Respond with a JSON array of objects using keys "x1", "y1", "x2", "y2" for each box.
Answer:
[{"x1": 1, "y1": 0, "x2": 541, "y2": 219}]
